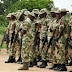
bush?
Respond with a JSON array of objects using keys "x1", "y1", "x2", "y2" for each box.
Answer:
[
  {"x1": 0, "y1": 15, "x2": 9, "y2": 27},
  {"x1": 0, "y1": 26, "x2": 6, "y2": 34},
  {"x1": 6, "y1": 0, "x2": 54, "y2": 15}
]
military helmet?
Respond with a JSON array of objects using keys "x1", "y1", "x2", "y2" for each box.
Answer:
[
  {"x1": 50, "y1": 7, "x2": 59, "y2": 13},
  {"x1": 32, "y1": 9, "x2": 39, "y2": 14},
  {"x1": 54, "y1": 10, "x2": 61, "y2": 14},
  {"x1": 22, "y1": 9, "x2": 27, "y2": 12},
  {"x1": 6, "y1": 13, "x2": 12, "y2": 17},
  {"x1": 11, "y1": 12, "x2": 17, "y2": 17},
  {"x1": 30, "y1": 12, "x2": 35, "y2": 17},
  {"x1": 17, "y1": 9, "x2": 27, "y2": 19},
  {"x1": 24, "y1": 11, "x2": 31, "y2": 16},
  {"x1": 17, "y1": 10, "x2": 22, "y2": 12},
  {"x1": 60, "y1": 8, "x2": 69, "y2": 12},
  {"x1": 40, "y1": 8, "x2": 48, "y2": 14}
]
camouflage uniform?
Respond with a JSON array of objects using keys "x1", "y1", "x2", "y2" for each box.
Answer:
[
  {"x1": 47, "y1": 17, "x2": 57, "y2": 62},
  {"x1": 32, "y1": 9, "x2": 40, "y2": 59},
  {"x1": 5, "y1": 12, "x2": 18, "y2": 63},
  {"x1": 13, "y1": 9, "x2": 27, "y2": 62},
  {"x1": 55, "y1": 14, "x2": 69, "y2": 64},
  {"x1": 37, "y1": 8, "x2": 50, "y2": 68},
  {"x1": 9, "y1": 19, "x2": 17, "y2": 58},
  {"x1": 49, "y1": 18, "x2": 59, "y2": 64},
  {"x1": 20, "y1": 11, "x2": 34, "y2": 63},
  {"x1": 5, "y1": 13, "x2": 13, "y2": 53},
  {"x1": 6, "y1": 13, "x2": 17, "y2": 57},
  {"x1": 66, "y1": 15, "x2": 72, "y2": 64}
]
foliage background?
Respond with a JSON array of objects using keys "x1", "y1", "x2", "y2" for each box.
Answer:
[{"x1": 0, "y1": 0, "x2": 54, "y2": 28}]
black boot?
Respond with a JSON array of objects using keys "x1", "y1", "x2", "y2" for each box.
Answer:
[
  {"x1": 34, "y1": 58, "x2": 37, "y2": 66},
  {"x1": 28, "y1": 62, "x2": 34, "y2": 67},
  {"x1": 58, "y1": 64, "x2": 67, "y2": 71},
  {"x1": 49, "y1": 64, "x2": 57, "y2": 70},
  {"x1": 16, "y1": 55, "x2": 22, "y2": 64},
  {"x1": 53, "y1": 64, "x2": 61, "y2": 70},
  {"x1": 69, "y1": 70, "x2": 72, "y2": 72},
  {"x1": 66, "y1": 61, "x2": 72, "y2": 66},
  {"x1": 65, "y1": 60, "x2": 68, "y2": 65},
  {"x1": 5, "y1": 56, "x2": 16, "y2": 63},
  {"x1": 37, "y1": 60, "x2": 47, "y2": 68},
  {"x1": 36, "y1": 55, "x2": 41, "y2": 62}
]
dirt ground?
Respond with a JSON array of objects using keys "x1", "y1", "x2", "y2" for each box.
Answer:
[{"x1": 0, "y1": 49, "x2": 72, "y2": 72}]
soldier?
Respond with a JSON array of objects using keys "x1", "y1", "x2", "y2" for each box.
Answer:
[
  {"x1": 53, "y1": 9, "x2": 69, "y2": 71},
  {"x1": 5, "y1": 12, "x2": 17, "y2": 63},
  {"x1": 13, "y1": 9, "x2": 27, "y2": 64},
  {"x1": 37, "y1": 8, "x2": 49, "y2": 68},
  {"x1": 4, "y1": 13, "x2": 12, "y2": 53},
  {"x1": 46, "y1": 8, "x2": 59, "y2": 70},
  {"x1": 28, "y1": 9, "x2": 41, "y2": 67},
  {"x1": 49, "y1": 10, "x2": 62, "y2": 70},
  {"x1": 65, "y1": 12, "x2": 72, "y2": 66},
  {"x1": 32, "y1": 9, "x2": 41, "y2": 61},
  {"x1": 18, "y1": 11, "x2": 36, "y2": 70}
]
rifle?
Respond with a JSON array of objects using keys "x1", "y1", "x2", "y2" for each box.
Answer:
[
  {"x1": 10, "y1": 31, "x2": 15, "y2": 46},
  {"x1": 41, "y1": 35, "x2": 48, "y2": 53},
  {"x1": 40, "y1": 21, "x2": 48, "y2": 54},
  {"x1": 33, "y1": 23, "x2": 41, "y2": 52},
  {"x1": 45, "y1": 28, "x2": 58, "y2": 56},
  {"x1": 10, "y1": 23, "x2": 16, "y2": 48},
  {"x1": 33, "y1": 31, "x2": 40, "y2": 51},
  {"x1": 6, "y1": 34, "x2": 10, "y2": 53},
  {"x1": 19, "y1": 29, "x2": 27, "y2": 54},
  {"x1": 1, "y1": 32, "x2": 6, "y2": 48},
  {"x1": 45, "y1": 36, "x2": 53, "y2": 55}
]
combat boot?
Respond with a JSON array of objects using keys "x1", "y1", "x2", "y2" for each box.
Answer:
[
  {"x1": 53, "y1": 64, "x2": 61, "y2": 70},
  {"x1": 69, "y1": 70, "x2": 72, "y2": 72},
  {"x1": 18, "y1": 62, "x2": 29, "y2": 70},
  {"x1": 58, "y1": 64, "x2": 67, "y2": 71},
  {"x1": 16, "y1": 55, "x2": 22, "y2": 63},
  {"x1": 37, "y1": 60, "x2": 47, "y2": 68},
  {"x1": 49, "y1": 64, "x2": 57, "y2": 70},
  {"x1": 36, "y1": 55, "x2": 41, "y2": 62},
  {"x1": 65, "y1": 60, "x2": 68, "y2": 65},
  {"x1": 5, "y1": 56, "x2": 16, "y2": 63},
  {"x1": 66, "y1": 61, "x2": 72, "y2": 66},
  {"x1": 34, "y1": 58, "x2": 37, "y2": 66},
  {"x1": 28, "y1": 62, "x2": 34, "y2": 67}
]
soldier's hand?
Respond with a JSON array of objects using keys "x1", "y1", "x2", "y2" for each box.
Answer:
[
  {"x1": 23, "y1": 30, "x2": 27, "y2": 34},
  {"x1": 35, "y1": 23, "x2": 38, "y2": 26}
]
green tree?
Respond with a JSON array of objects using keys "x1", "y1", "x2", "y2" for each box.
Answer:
[
  {"x1": 0, "y1": 3, "x2": 4, "y2": 15},
  {"x1": 1, "y1": 0, "x2": 19, "y2": 15},
  {"x1": 6, "y1": 0, "x2": 54, "y2": 14}
]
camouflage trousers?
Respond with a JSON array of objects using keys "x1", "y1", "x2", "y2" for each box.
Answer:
[
  {"x1": 8, "y1": 40, "x2": 20, "y2": 58},
  {"x1": 21, "y1": 33, "x2": 34, "y2": 63},
  {"x1": 53, "y1": 40, "x2": 65, "y2": 64},
  {"x1": 31, "y1": 42, "x2": 39, "y2": 59},
  {"x1": 65, "y1": 40, "x2": 72, "y2": 61},
  {"x1": 40, "y1": 41, "x2": 48, "y2": 61}
]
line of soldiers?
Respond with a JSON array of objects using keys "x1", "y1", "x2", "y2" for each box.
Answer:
[{"x1": 1, "y1": 8, "x2": 72, "y2": 71}]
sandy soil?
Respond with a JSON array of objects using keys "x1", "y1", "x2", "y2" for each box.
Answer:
[{"x1": 0, "y1": 49, "x2": 72, "y2": 72}]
